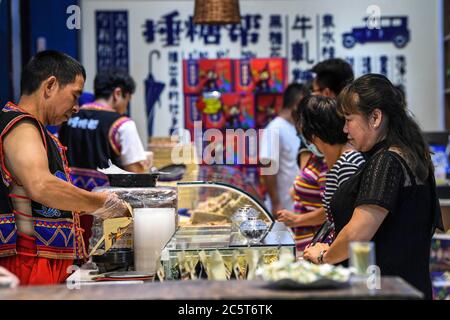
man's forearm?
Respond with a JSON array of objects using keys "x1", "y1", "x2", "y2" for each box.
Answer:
[{"x1": 29, "y1": 176, "x2": 107, "y2": 213}]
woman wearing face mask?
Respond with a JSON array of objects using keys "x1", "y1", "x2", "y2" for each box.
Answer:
[
  {"x1": 303, "y1": 74, "x2": 443, "y2": 300},
  {"x1": 298, "y1": 95, "x2": 365, "y2": 241},
  {"x1": 277, "y1": 96, "x2": 366, "y2": 248}
]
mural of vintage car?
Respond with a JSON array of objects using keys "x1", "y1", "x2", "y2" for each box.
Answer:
[{"x1": 342, "y1": 16, "x2": 410, "y2": 49}]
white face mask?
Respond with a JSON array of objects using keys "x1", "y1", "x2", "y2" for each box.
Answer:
[{"x1": 299, "y1": 133, "x2": 324, "y2": 157}]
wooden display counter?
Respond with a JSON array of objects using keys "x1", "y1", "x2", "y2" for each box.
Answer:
[{"x1": 0, "y1": 276, "x2": 423, "y2": 300}]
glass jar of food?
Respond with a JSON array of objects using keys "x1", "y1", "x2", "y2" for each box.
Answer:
[
  {"x1": 239, "y1": 217, "x2": 268, "y2": 245},
  {"x1": 231, "y1": 206, "x2": 260, "y2": 232}
]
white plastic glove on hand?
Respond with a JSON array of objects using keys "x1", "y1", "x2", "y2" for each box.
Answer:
[{"x1": 91, "y1": 192, "x2": 131, "y2": 220}]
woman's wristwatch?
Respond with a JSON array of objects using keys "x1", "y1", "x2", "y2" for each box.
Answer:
[{"x1": 318, "y1": 250, "x2": 327, "y2": 264}]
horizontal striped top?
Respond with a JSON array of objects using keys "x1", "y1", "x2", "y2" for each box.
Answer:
[
  {"x1": 292, "y1": 154, "x2": 327, "y2": 251},
  {"x1": 323, "y1": 150, "x2": 366, "y2": 228}
]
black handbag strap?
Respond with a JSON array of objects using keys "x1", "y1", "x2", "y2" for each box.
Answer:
[{"x1": 428, "y1": 167, "x2": 445, "y2": 236}]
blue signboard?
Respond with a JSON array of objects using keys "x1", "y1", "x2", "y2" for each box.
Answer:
[{"x1": 96, "y1": 11, "x2": 129, "y2": 71}]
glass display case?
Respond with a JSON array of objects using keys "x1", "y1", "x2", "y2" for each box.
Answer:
[{"x1": 161, "y1": 181, "x2": 295, "y2": 280}]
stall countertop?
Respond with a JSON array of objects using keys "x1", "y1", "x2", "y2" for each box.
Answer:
[{"x1": 0, "y1": 276, "x2": 423, "y2": 300}]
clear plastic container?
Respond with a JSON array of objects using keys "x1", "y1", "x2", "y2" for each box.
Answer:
[{"x1": 239, "y1": 217, "x2": 269, "y2": 245}]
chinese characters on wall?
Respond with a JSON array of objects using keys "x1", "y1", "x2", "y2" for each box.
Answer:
[{"x1": 95, "y1": 9, "x2": 409, "y2": 136}]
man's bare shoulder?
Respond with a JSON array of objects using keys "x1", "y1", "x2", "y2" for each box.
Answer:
[{"x1": 3, "y1": 118, "x2": 43, "y2": 145}]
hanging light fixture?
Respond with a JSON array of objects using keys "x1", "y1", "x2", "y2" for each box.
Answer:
[{"x1": 193, "y1": 0, "x2": 241, "y2": 25}]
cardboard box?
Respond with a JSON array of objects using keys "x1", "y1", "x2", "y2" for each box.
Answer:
[
  {"x1": 184, "y1": 95, "x2": 202, "y2": 139},
  {"x1": 186, "y1": 94, "x2": 257, "y2": 132},
  {"x1": 199, "y1": 59, "x2": 233, "y2": 93},
  {"x1": 255, "y1": 94, "x2": 283, "y2": 128},
  {"x1": 221, "y1": 93, "x2": 256, "y2": 129},
  {"x1": 184, "y1": 59, "x2": 234, "y2": 94},
  {"x1": 183, "y1": 60, "x2": 202, "y2": 94},
  {"x1": 234, "y1": 58, "x2": 287, "y2": 93},
  {"x1": 234, "y1": 59, "x2": 253, "y2": 93}
]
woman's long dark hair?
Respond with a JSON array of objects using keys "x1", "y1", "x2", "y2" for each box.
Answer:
[{"x1": 337, "y1": 74, "x2": 432, "y2": 182}]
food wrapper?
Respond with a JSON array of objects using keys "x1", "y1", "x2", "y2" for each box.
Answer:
[
  {"x1": 155, "y1": 264, "x2": 165, "y2": 282},
  {"x1": 177, "y1": 251, "x2": 190, "y2": 281},
  {"x1": 208, "y1": 250, "x2": 228, "y2": 281},
  {"x1": 188, "y1": 256, "x2": 199, "y2": 280},
  {"x1": 194, "y1": 259, "x2": 208, "y2": 279},
  {"x1": 171, "y1": 263, "x2": 181, "y2": 280},
  {"x1": 245, "y1": 248, "x2": 261, "y2": 280},
  {"x1": 223, "y1": 256, "x2": 233, "y2": 280},
  {"x1": 230, "y1": 250, "x2": 245, "y2": 280},
  {"x1": 198, "y1": 250, "x2": 209, "y2": 279}
]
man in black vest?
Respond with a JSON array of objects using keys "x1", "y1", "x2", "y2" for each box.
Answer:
[
  {"x1": 59, "y1": 68, "x2": 150, "y2": 181},
  {"x1": 0, "y1": 50, "x2": 129, "y2": 285}
]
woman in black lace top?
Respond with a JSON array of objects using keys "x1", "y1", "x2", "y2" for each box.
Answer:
[{"x1": 303, "y1": 74, "x2": 443, "y2": 299}]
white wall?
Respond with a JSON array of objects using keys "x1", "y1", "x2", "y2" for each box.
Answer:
[{"x1": 81, "y1": 0, "x2": 443, "y2": 143}]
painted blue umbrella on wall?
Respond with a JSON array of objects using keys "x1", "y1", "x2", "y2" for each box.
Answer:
[
  {"x1": 342, "y1": 16, "x2": 410, "y2": 49},
  {"x1": 145, "y1": 50, "x2": 166, "y2": 137}
]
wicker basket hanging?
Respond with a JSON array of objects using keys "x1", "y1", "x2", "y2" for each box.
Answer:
[{"x1": 193, "y1": 0, "x2": 241, "y2": 25}]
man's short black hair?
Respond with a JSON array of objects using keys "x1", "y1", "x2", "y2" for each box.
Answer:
[
  {"x1": 94, "y1": 68, "x2": 136, "y2": 99},
  {"x1": 294, "y1": 95, "x2": 347, "y2": 145},
  {"x1": 282, "y1": 82, "x2": 310, "y2": 109},
  {"x1": 21, "y1": 50, "x2": 86, "y2": 95},
  {"x1": 312, "y1": 58, "x2": 354, "y2": 96}
]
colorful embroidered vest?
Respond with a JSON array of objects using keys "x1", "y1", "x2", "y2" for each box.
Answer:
[
  {"x1": 58, "y1": 103, "x2": 131, "y2": 191},
  {"x1": 0, "y1": 102, "x2": 85, "y2": 259}
]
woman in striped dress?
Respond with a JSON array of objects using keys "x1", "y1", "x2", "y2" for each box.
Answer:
[
  {"x1": 289, "y1": 153, "x2": 327, "y2": 251},
  {"x1": 276, "y1": 121, "x2": 328, "y2": 251}
]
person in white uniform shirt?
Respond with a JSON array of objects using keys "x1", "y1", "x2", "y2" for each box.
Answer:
[
  {"x1": 59, "y1": 67, "x2": 150, "y2": 176},
  {"x1": 259, "y1": 83, "x2": 308, "y2": 215}
]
